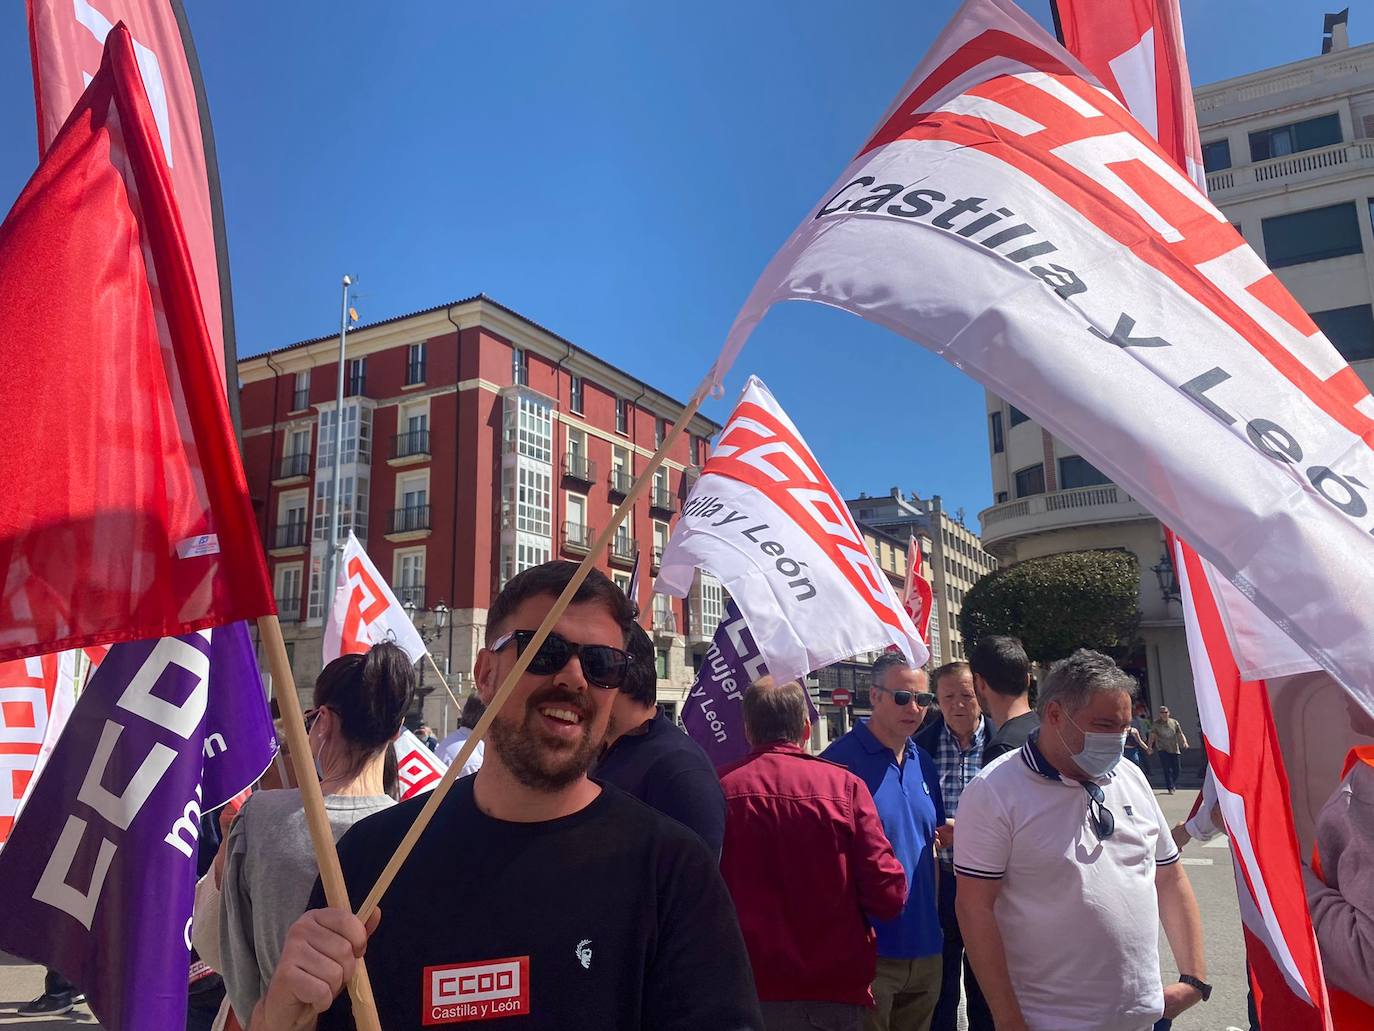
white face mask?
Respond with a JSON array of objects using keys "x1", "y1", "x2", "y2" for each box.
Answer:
[{"x1": 1057, "y1": 710, "x2": 1126, "y2": 779}]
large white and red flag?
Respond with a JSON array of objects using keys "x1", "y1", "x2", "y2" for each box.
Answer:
[
  {"x1": 1054, "y1": 6, "x2": 1332, "y2": 1025},
  {"x1": 1051, "y1": 0, "x2": 1205, "y2": 188},
  {"x1": 0, "y1": 23, "x2": 273, "y2": 662},
  {"x1": 0, "y1": 652, "x2": 76, "y2": 848},
  {"x1": 323, "y1": 532, "x2": 428, "y2": 665},
  {"x1": 27, "y1": 0, "x2": 236, "y2": 391},
  {"x1": 1170, "y1": 533, "x2": 1332, "y2": 1028},
  {"x1": 901, "y1": 536, "x2": 934, "y2": 645},
  {"x1": 655, "y1": 376, "x2": 928, "y2": 683},
  {"x1": 707, "y1": 0, "x2": 1374, "y2": 718}
]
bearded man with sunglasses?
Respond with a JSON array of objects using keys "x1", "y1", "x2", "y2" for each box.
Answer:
[
  {"x1": 953, "y1": 649, "x2": 1207, "y2": 1031},
  {"x1": 822, "y1": 652, "x2": 946, "y2": 1031},
  {"x1": 250, "y1": 561, "x2": 763, "y2": 1031}
]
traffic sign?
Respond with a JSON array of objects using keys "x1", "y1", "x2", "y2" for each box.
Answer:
[{"x1": 831, "y1": 688, "x2": 852, "y2": 707}]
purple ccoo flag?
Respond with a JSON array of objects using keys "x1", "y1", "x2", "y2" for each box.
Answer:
[
  {"x1": 0, "y1": 621, "x2": 276, "y2": 1031},
  {"x1": 683, "y1": 601, "x2": 816, "y2": 767}
]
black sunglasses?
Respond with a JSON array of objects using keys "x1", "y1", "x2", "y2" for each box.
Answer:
[
  {"x1": 874, "y1": 685, "x2": 936, "y2": 708},
  {"x1": 1083, "y1": 781, "x2": 1115, "y2": 840},
  {"x1": 491, "y1": 630, "x2": 631, "y2": 689}
]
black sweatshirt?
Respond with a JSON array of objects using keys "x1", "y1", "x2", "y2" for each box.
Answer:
[
  {"x1": 310, "y1": 777, "x2": 761, "y2": 1030},
  {"x1": 593, "y1": 712, "x2": 726, "y2": 856}
]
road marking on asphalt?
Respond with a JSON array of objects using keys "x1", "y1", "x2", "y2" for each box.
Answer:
[
  {"x1": 1204, "y1": 836, "x2": 1231, "y2": 849},
  {"x1": 1181, "y1": 857, "x2": 1215, "y2": 866}
]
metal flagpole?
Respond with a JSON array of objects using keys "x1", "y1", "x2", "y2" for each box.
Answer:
[{"x1": 326, "y1": 275, "x2": 352, "y2": 618}]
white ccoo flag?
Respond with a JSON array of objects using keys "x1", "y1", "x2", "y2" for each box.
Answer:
[
  {"x1": 656, "y1": 376, "x2": 927, "y2": 684},
  {"x1": 706, "y1": 0, "x2": 1374, "y2": 717},
  {"x1": 323, "y1": 532, "x2": 427, "y2": 665}
]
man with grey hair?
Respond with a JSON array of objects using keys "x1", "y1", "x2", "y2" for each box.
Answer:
[
  {"x1": 823, "y1": 653, "x2": 945, "y2": 1031},
  {"x1": 953, "y1": 649, "x2": 1209, "y2": 1031},
  {"x1": 720, "y1": 677, "x2": 907, "y2": 1030}
]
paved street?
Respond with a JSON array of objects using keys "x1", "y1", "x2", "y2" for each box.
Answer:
[
  {"x1": 1152, "y1": 786, "x2": 1250, "y2": 1031},
  {"x1": 0, "y1": 955, "x2": 94, "y2": 1029},
  {"x1": 0, "y1": 787, "x2": 1251, "y2": 1031}
]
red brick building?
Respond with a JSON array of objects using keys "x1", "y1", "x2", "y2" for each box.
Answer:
[{"x1": 238, "y1": 294, "x2": 723, "y2": 727}]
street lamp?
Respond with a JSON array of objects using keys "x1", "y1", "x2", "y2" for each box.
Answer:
[{"x1": 1151, "y1": 551, "x2": 1180, "y2": 603}]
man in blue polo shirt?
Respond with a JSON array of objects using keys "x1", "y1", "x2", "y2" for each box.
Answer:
[{"x1": 824, "y1": 653, "x2": 945, "y2": 1031}]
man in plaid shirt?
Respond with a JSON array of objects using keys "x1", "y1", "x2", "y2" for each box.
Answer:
[{"x1": 915, "y1": 662, "x2": 992, "y2": 1031}]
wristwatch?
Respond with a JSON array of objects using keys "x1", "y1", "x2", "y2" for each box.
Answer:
[{"x1": 1178, "y1": 974, "x2": 1212, "y2": 1001}]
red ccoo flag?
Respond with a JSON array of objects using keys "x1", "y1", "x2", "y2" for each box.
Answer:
[{"x1": 0, "y1": 23, "x2": 273, "y2": 661}]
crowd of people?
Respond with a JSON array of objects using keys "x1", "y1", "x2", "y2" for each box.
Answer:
[{"x1": 39, "y1": 556, "x2": 1357, "y2": 1030}]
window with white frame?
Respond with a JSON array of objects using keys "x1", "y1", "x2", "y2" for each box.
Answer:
[
  {"x1": 612, "y1": 445, "x2": 629, "y2": 477},
  {"x1": 347, "y1": 357, "x2": 366, "y2": 396},
  {"x1": 277, "y1": 489, "x2": 309, "y2": 548},
  {"x1": 275, "y1": 563, "x2": 303, "y2": 610},
  {"x1": 699, "y1": 572, "x2": 724, "y2": 638},
  {"x1": 653, "y1": 520, "x2": 668, "y2": 560},
  {"x1": 318, "y1": 402, "x2": 371, "y2": 467},
  {"x1": 570, "y1": 375, "x2": 584, "y2": 414},
  {"x1": 614, "y1": 509, "x2": 634, "y2": 551},
  {"x1": 655, "y1": 418, "x2": 666, "y2": 447},
  {"x1": 505, "y1": 394, "x2": 552, "y2": 462},
  {"x1": 396, "y1": 471, "x2": 429, "y2": 525},
  {"x1": 615, "y1": 397, "x2": 629, "y2": 434},
  {"x1": 394, "y1": 548, "x2": 425, "y2": 606},
  {"x1": 292, "y1": 369, "x2": 311, "y2": 411},
  {"x1": 613, "y1": 571, "x2": 630, "y2": 594},
  {"x1": 406, "y1": 341, "x2": 426, "y2": 385},
  {"x1": 567, "y1": 426, "x2": 586, "y2": 461},
  {"x1": 306, "y1": 555, "x2": 327, "y2": 621},
  {"x1": 313, "y1": 474, "x2": 369, "y2": 540},
  {"x1": 566, "y1": 492, "x2": 587, "y2": 531},
  {"x1": 514, "y1": 465, "x2": 551, "y2": 535},
  {"x1": 513, "y1": 347, "x2": 529, "y2": 386},
  {"x1": 287, "y1": 426, "x2": 311, "y2": 461}
]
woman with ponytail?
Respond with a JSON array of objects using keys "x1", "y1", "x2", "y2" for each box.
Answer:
[{"x1": 215, "y1": 642, "x2": 415, "y2": 1027}]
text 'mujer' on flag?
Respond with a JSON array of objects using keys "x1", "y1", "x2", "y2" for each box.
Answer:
[
  {"x1": 706, "y1": 0, "x2": 1374, "y2": 718},
  {"x1": 656, "y1": 376, "x2": 928, "y2": 688}
]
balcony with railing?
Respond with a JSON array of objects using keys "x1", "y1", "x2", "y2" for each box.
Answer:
[
  {"x1": 271, "y1": 522, "x2": 308, "y2": 552},
  {"x1": 609, "y1": 468, "x2": 633, "y2": 496},
  {"x1": 979, "y1": 484, "x2": 1154, "y2": 550},
  {"x1": 275, "y1": 596, "x2": 302, "y2": 623},
  {"x1": 389, "y1": 430, "x2": 431, "y2": 465},
  {"x1": 562, "y1": 521, "x2": 594, "y2": 555},
  {"x1": 652, "y1": 606, "x2": 677, "y2": 637},
  {"x1": 396, "y1": 582, "x2": 425, "y2": 607},
  {"x1": 1205, "y1": 139, "x2": 1374, "y2": 197},
  {"x1": 276, "y1": 452, "x2": 310, "y2": 482},
  {"x1": 609, "y1": 534, "x2": 636, "y2": 566},
  {"x1": 563, "y1": 451, "x2": 596, "y2": 483},
  {"x1": 386, "y1": 504, "x2": 432, "y2": 539},
  {"x1": 650, "y1": 486, "x2": 676, "y2": 513}
]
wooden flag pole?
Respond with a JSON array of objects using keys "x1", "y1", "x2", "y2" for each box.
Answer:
[
  {"x1": 425, "y1": 652, "x2": 462, "y2": 713},
  {"x1": 258, "y1": 615, "x2": 384, "y2": 1031},
  {"x1": 355, "y1": 384, "x2": 709, "y2": 923}
]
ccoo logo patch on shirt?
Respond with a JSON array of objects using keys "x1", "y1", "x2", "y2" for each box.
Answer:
[{"x1": 423, "y1": 956, "x2": 530, "y2": 1025}]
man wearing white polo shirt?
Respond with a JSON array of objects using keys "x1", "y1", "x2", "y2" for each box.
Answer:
[{"x1": 954, "y1": 650, "x2": 1209, "y2": 1031}]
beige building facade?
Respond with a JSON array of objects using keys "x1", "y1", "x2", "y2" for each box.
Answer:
[{"x1": 846, "y1": 490, "x2": 996, "y2": 664}]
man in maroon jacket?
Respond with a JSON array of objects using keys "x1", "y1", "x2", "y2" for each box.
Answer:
[{"x1": 720, "y1": 677, "x2": 909, "y2": 1031}]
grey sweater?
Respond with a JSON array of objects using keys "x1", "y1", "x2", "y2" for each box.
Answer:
[
  {"x1": 219, "y1": 789, "x2": 393, "y2": 1025},
  {"x1": 1304, "y1": 757, "x2": 1374, "y2": 1005}
]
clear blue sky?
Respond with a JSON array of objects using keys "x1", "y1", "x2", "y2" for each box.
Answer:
[{"x1": 0, "y1": 1, "x2": 1359, "y2": 520}]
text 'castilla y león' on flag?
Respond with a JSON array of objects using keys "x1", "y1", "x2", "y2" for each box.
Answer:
[
  {"x1": 655, "y1": 376, "x2": 928, "y2": 687},
  {"x1": 705, "y1": 0, "x2": 1374, "y2": 718}
]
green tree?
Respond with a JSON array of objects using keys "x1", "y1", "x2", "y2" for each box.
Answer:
[{"x1": 958, "y1": 549, "x2": 1141, "y2": 664}]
